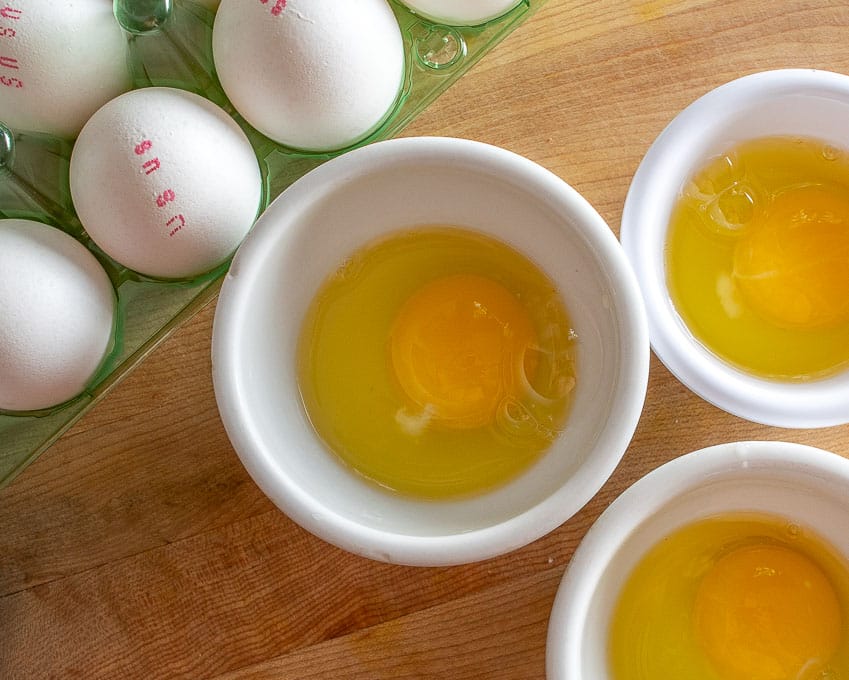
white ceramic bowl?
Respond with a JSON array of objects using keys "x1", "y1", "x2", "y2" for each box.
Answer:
[
  {"x1": 546, "y1": 440, "x2": 849, "y2": 679},
  {"x1": 621, "y1": 69, "x2": 849, "y2": 428},
  {"x1": 212, "y1": 137, "x2": 649, "y2": 566}
]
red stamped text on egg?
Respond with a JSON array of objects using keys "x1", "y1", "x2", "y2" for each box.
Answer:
[
  {"x1": 156, "y1": 189, "x2": 176, "y2": 207},
  {"x1": 0, "y1": 7, "x2": 22, "y2": 88},
  {"x1": 136, "y1": 140, "x2": 161, "y2": 175},
  {"x1": 259, "y1": 0, "x2": 286, "y2": 16},
  {"x1": 0, "y1": 6, "x2": 21, "y2": 20},
  {"x1": 167, "y1": 214, "x2": 185, "y2": 236},
  {"x1": 142, "y1": 158, "x2": 160, "y2": 175},
  {"x1": 134, "y1": 138, "x2": 188, "y2": 238}
]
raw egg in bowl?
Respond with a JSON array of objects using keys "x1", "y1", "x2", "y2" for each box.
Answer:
[
  {"x1": 212, "y1": 137, "x2": 649, "y2": 566},
  {"x1": 546, "y1": 440, "x2": 849, "y2": 679},
  {"x1": 621, "y1": 69, "x2": 849, "y2": 427}
]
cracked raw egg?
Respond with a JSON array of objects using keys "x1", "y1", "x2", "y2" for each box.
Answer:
[
  {"x1": 609, "y1": 513, "x2": 849, "y2": 679},
  {"x1": 665, "y1": 135, "x2": 849, "y2": 379},
  {"x1": 296, "y1": 226, "x2": 577, "y2": 498}
]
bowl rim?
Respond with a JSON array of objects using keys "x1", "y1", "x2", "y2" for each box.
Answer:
[
  {"x1": 545, "y1": 439, "x2": 849, "y2": 679},
  {"x1": 212, "y1": 136, "x2": 649, "y2": 566},
  {"x1": 620, "y1": 68, "x2": 849, "y2": 428}
]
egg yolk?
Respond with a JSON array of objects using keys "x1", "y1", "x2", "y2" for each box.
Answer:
[
  {"x1": 389, "y1": 274, "x2": 536, "y2": 430},
  {"x1": 733, "y1": 185, "x2": 849, "y2": 329},
  {"x1": 693, "y1": 544, "x2": 842, "y2": 680}
]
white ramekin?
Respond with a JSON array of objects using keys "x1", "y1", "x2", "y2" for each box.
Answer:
[
  {"x1": 212, "y1": 137, "x2": 649, "y2": 566},
  {"x1": 621, "y1": 69, "x2": 849, "y2": 427},
  {"x1": 546, "y1": 440, "x2": 849, "y2": 678}
]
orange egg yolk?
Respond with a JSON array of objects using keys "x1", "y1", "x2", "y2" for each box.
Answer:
[
  {"x1": 733, "y1": 185, "x2": 849, "y2": 329},
  {"x1": 389, "y1": 274, "x2": 536, "y2": 430},
  {"x1": 693, "y1": 544, "x2": 842, "y2": 680}
]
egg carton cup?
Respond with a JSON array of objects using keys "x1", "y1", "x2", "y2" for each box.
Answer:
[{"x1": 0, "y1": 0, "x2": 544, "y2": 487}]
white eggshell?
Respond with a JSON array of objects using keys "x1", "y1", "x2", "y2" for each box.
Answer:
[
  {"x1": 0, "y1": 219, "x2": 116, "y2": 412},
  {"x1": 0, "y1": 0, "x2": 131, "y2": 138},
  {"x1": 396, "y1": 0, "x2": 522, "y2": 25},
  {"x1": 70, "y1": 87, "x2": 262, "y2": 280},
  {"x1": 212, "y1": 0, "x2": 405, "y2": 152}
]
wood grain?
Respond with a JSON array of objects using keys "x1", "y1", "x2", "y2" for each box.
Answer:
[{"x1": 3, "y1": 1, "x2": 849, "y2": 678}]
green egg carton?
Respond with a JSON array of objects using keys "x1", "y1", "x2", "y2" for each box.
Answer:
[{"x1": 0, "y1": 0, "x2": 544, "y2": 487}]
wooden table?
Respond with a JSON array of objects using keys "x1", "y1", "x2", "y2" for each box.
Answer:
[{"x1": 3, "y1": 1, "x2": 849, "y2": 677}]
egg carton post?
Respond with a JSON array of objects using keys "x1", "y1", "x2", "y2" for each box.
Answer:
[{"x1": 0, "y1": 0, "x2": 545, "y2": 487}]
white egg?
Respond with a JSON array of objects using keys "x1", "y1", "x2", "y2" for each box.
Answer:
[
  {"x1": 396, "y1": 0, "x2": 522, "y2": 26},
  {"x1": 0, "y1": 0, "x2": 131, "y2": 138},
  {"x1": 0, "y1": 219, "x2": 116, "y2": 412},
  {"x1": 69, "y1": 87, "x2": 262, "y2": 280},
  {"x1": 212, "y1": 0, "x2": 405, "y2": 152}
]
